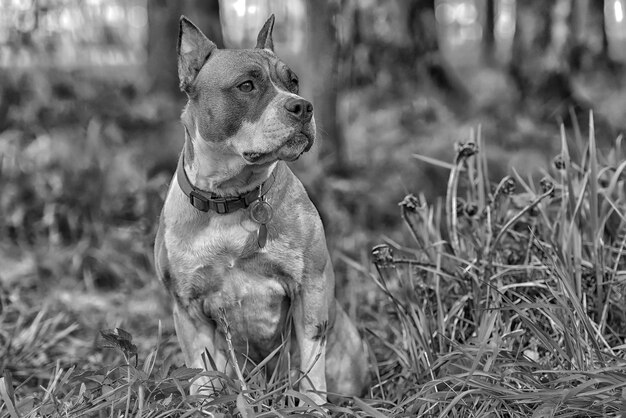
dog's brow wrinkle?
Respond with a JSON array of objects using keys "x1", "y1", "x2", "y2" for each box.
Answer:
[{"x1": 248, "y1": 68, "x2": 262, "y2": 79}]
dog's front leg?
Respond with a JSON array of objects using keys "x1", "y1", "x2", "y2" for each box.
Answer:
[
  {"x1": 292, "y1": 268, "x2": 332, "y2": 405},
  {"x1": 173, "y1": 303, "x2": 231, "y2": 395}
]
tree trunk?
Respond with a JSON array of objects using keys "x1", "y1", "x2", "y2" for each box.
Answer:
[
  {"x1": 182, "y1": 0, "x2": 224, "y2": 48},
  {"x1": 407, "y1": 0, "x2": 471, "y2": 113},
  {"x1": 483, "y1": 0, "x2": 497, "y2": 65},
  {"x1": 509, "y1": 1, "x2": 575, "y2": 111},
  {"x1": 148, "y1": 0, "x2": 222, "y2": 95},
  {"x1": 407, "y1": 0, "x2": 439, "y2": 56},
  {"x1": 303, "y1": 0, "x2": 345, "y2": 173},
  {"x1": 589, "y1": 0, "x2": 623, "y2": 72},
  {"x1": 147, "y1": 0, "x2": 182, "y2": 95}
]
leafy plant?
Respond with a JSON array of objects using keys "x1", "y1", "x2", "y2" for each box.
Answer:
[{"x1": 362, "y1": 115, "x2": 626, "y2": 416}]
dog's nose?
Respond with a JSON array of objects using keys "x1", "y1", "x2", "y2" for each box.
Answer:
[{"x1": 284, "y1": 98, "x2": 313, "y2": 122}]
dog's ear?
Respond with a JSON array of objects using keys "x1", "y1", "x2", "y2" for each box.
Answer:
[
  {"x1": 178, "y1": 16, "x2": 216, "y2": 93},
  {"x1": 255, "y1": 14, "x2": 275, "y2": 51}
]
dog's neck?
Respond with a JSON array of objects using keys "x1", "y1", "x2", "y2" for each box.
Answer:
[{"x1": 182, "y1": 126, "x2": 276, "y2": 197}]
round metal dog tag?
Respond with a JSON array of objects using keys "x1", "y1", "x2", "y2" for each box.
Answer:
[{"x1": 250, "y1": 200, "x2": 273, "y2": 224}]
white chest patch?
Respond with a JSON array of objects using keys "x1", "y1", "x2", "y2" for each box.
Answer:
[{"x1": 167, "y1": 215, "x2": 257, "y2": 273}]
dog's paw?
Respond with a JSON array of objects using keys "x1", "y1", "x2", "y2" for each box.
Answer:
[{"x1": 297, "y1": 391, "x2": 329, "y2": 416}]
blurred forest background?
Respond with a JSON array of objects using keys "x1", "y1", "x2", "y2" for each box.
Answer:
[{"x1": 2, "y1": 0, "x2": 626, "y2": 398}]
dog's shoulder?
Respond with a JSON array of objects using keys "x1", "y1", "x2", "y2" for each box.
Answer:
[{"x1": 269, "y1": 162, "x2": 330, "y2": 274}]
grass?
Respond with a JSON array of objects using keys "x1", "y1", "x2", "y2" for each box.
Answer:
[
  {"x1": 2, "y1": 71, "x2": 626, "y2": 416},
  {"x1": 361, "y1": 114, "x2": 626, "y2": 416}
]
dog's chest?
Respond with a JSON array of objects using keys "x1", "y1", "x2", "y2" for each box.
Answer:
[
  {"x1": 168, "y1": 215, "x2": 266, "y2": 286},
  {"x1": 166, "y1": 214, "x2": 294, "y2": 351}
]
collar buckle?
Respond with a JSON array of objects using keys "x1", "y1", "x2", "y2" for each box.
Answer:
[
  {"x1": 189, "y1": 190, "x2": 209, "y2": 212},
  {"x1": 214, "y1": 199, "x2": 228, "y2": 214}
]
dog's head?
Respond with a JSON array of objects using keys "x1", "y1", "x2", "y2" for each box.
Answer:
[{"x1": 177, "y1": 15, "x2": 315, "y2": 165}]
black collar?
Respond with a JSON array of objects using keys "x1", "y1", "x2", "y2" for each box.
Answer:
[{"x1": 176, "y1": 153, "x2": 276, "y2": 214}]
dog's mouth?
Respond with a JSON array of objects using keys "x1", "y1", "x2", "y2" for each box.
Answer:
[
  {"x1": 277, "y1": 132, "x2": 313, "y2": 161},
  {"x1": 242, "y1": 131, "x2": 314, "y2": 164}
]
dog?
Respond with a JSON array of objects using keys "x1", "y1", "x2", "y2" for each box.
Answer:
[{"x1": 154, "y1": 15, "x2": 370, "y2": 405}]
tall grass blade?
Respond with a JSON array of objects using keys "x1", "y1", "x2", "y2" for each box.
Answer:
[
  {"x1": 588, "y1": 111, "x2": 603, "y2": 318},
  {"x1": 412, "y1": 153, "x2": 459, "y2": 170},
  {"x1": 0, "y1": 375, "x2": 20, "y2": 418},
  {"x1": 560, "y1": 124, "x2": 576, "y2": 218},
  {"x1": 569, "y1": 105, "x2": 584, "y2": 159},
  {"x1": 565, "y1": 172, "x2": 590, "y2": 298},
  {"x1": 352, "y1": 397, "x2": 388, "y2": 418}
]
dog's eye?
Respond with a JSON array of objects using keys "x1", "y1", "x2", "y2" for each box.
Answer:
[{"x1": 238, "y1": 81, "x2": 254, "y2": 92}]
